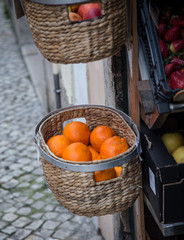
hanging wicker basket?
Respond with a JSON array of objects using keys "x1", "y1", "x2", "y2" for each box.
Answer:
[
  {"x1": 35, "y1": 105, "x2": 142, "y2": 217},
  {"x1": 22, "y1": 0, "x2": 127, "y2": 64}
]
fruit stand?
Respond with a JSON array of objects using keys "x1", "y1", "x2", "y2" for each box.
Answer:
[
  {"x1": 13, "y1": 0, "x2": 184, "y2": 239},
  {"x1": 137, "y1": 0, "x2": 184, "y2": 238}
]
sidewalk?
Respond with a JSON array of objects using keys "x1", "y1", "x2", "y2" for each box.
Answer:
[{"x1": 0, "y1": 1, "x2": 104, "y2": 239}]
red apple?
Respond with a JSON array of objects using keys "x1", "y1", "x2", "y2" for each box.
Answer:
[{"x1": 78, "y1": 3, "x2": 102, "y2": 20}]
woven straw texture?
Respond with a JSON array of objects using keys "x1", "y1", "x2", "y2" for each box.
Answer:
[
  {"x1": 23, "y1": 0, "x2": 127, "y2": 64},
  {"x1": 37, "y1": 105, "x2": 142, "y2": 217}
]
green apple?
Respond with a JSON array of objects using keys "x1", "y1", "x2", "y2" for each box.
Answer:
[
  {"x1": 172, "y1": 146, "x2": 184, "y2": 164},
  {"x1": 161, "y1": 132, "x2": 184, "y2": 154}
]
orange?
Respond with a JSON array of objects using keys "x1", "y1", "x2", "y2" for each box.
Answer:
[
  {"x1": 100, "y1": 136, "x2": 129, "y2": 159},
  {"x1": 47, "y1": 135, "x2": 72, "y2": 158},
  {"x1": 90, "y1": 125, "x2": 116, "y2": 152},
  {"x1": 71, "y1": 4, "x2": 80, "y2": 12},
  {"x1": 63, "y1": 121, "x2": 90, "y2": 146},
  {"x1": 62, "y1": 142, "x2": 92, "y2": 162},
  {"x1": 94, "y1": 168, "x2": 117, "y2": 182},
  {"x1": 88, "y1": 145, "x2": 101, "y2": 160},
  {"x1": 114, "y1": 166, "x2": 122, "y2": 177}
]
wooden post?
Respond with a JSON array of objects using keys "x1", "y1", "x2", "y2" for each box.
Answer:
[{"x1": 128, "y1": 0, "x2": 146, "y2": 239}]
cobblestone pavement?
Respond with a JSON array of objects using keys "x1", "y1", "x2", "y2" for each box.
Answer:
[{"x1": 0, "y1": 2, "x2": 104, "y2": 240}]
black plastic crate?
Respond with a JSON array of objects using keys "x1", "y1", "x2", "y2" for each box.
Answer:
[
  {"x1": 138, "y1": 0, "x2": 183, "y2": 102},
  {"x1": 141, "y1": 116, "x2": 184, "y2": 224}
]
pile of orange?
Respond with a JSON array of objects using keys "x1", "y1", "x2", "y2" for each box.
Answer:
[{"x1": 47, "y1": 121, "x2": 129, "y2": 182}]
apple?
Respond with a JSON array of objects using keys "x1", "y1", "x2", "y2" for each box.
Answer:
[
  {"x1": 78, "y1": 3, "x2": 102, "y2": 20},
  {"x1": 161, "y1": 132, "x2": 184, "y2": 154},
  {"x1": 172, "y1": 146, "x2": 184, "y2": 164}
]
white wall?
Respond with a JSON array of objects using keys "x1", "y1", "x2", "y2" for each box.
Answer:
[
  {"x1": 60, "y1": 63, "x2": 89, "y2": 106},
  {"x1": 73, "y1": 63, "x2": 89, "y2": 105}
]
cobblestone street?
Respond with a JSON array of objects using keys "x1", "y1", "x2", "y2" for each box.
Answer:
[{"x1": 0, "y1": 1, "x2": 103, "y2": 239}]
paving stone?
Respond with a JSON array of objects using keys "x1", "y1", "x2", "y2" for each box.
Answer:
[
  {"x1": 0, "y1": 175, "x2": 13, "y2": 182},
  {"x1": 80, "y1": 222, "x2": 97, "y2": 232},
  {"x1": 15, "y1": 202, "x2": 25, "y2": 208},
  {"x1": 59, "y1": 221, "x2": 79, "y2": 232},
  {"x1": 11, "y1": 229, "x2": 32, "y2": 240},
  {"x1": 30, "y1": 184, "x2": 42, "y2": 190},
  {"x1": 32, "y1": 201, "x2": 45, "y2": 210},
  {"x1": 14, "y1": 196, "x2": 28, "y2": 203},
  {"x1": 0, "y1": 221, "x2": 8, "y2": 229},
  {"x1": 0, "y1": 202, "x2": 12, "y2": 211},
  {"x1": 2, "y1": 179, "x2": 18, "y2": 189},
  {"x1": 26, "y1": 220, "x2": 44, "y2": 230},
  {"x1": 42, "y1": 220, "x2": 60, "y2": 230},
  {"x1": 17, "y1": 207, "x2": 32, "y2": 215},
  {"x1": 32, "y1": 168, "x2": 44, "y2": 175},
  {"x1": 2, "y1": 213, "x2": 18, "y2": 222},
  {"x1": 19, "y1": 174, "x2": 35, "y2": 182},
  {"x1": 69, "y1": 231, "x2": 104, "y2": 240},
  {"x1": 5, "y1": 199, "x2": 15, "y2": 205},
  {"x1": 22, "y1": 165, "x2": 35, "y2": 172},
  {"x1": 89, "y1": 235, "x2": 105, "y2": 240},
  {"x1": 18, "y1": 182, "x2": 30, "y2": 188},
  {"x1": 12, "y1": 217, "x2": 32, "y2": 227},
  {"x1": 5, "y1": 207, "x2": 17, "y2": 213},
  {"x1": 31, "y1": 213, "x2": 44, "y2": 219},
  {"x1": 35, "y1": 229, "x2": 53, "y2": 238},
  {"x1": 44, "y1": 204, "x2": 56, "y2": 212},
  {"x1": 35, "y1": 176, "x2": 44, "y2": 183},
  {"x1": 52, "y1": 229, "x2": 73, "y2": 240},
  {"x1": 9, "y1": 163, "x2": 22, "y2": 170},
  {"x1": 55, "y1": 206, "x2": 69, "y2": 213},
  {"x1": 42, "y1": 212, "x2": 59, "y2": 220},
  {"x1": 32, "y1": 192, "x2": 44, "y2": 200},
  {"x1": 18, "y1": 158, "x2": 32, "y2": 165},
  {"x1": 11, "y1": 169, "x2": 24, "y2": 178},
  {"x1": 12, "y1": 192, "x2": 21, "y2": 198},
  {"x1": 0, "y1": 233, "x2": 8, "y2": 240},
  {"x1": 25, "y1": 235, "x2": 43, "y2": 240},
  {"x1": 2, "y1": 226, "x2": 17, "y2": 235},
  {"x1": 70, "y1": 215, "x2": 86, "y2": 224},
  {"x1": 57, "y1": 212, "x2": 73, "y2": 222},
  {"x1": 25, "y1": 199, "x2": 34, "y2": 205}
]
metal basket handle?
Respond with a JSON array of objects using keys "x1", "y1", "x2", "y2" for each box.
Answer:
[{"x1": 29, "y1": 0, "x2": 96, "y2": 5}]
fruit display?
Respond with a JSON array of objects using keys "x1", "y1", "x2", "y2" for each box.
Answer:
[
  {"x1": 161, "y1": 131, "x2": 184, "y2": 163},
  {"x1": 47, "y1": 121, "x2": 130, "y2": 181},
  {"x1": 172, "y1": 146, "x2": 184, "y2": 163},
  {"x1": 68, "y1": 3, "x2": 102, "y2": 22},
  {"x1": 157, "y1": 6, "x2": 184, "y2": 90}
]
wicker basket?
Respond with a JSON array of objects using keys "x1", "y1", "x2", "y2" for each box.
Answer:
[
  {"x1": 22, "y1": 0, "x2": 127, "y2": 64},
  {"x1": 35, "y1": 105, "x2": 142, "y2": 217}
]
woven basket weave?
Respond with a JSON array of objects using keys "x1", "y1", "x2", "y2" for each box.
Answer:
[
  {"x1": 35, "y1": 105, "x2": 142, "y2": 217},
  {"x1": 22, "y1": 0, "x2": 127, "y2": 64}
]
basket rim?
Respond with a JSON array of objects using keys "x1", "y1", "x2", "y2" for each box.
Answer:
[
  {"x1": 29, "y1": 0, "x2": 93, "y2": 5},
  {"x1": 35, "y1": 104, "x2": 141, "y2": 172}
]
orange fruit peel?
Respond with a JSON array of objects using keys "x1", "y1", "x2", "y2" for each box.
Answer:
[
  {"x1": 62, "y1": 142, "x2": 92, "y2": 162},
  {"x1": 90, "y1": 125, "x2": 116, "y2": 152},
  {"x1": 47, "y1": 135, "x2": 72, "y2": 158},
  {"x1": 63, "y1": 121, "x2": 90, "y2": 146}
]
